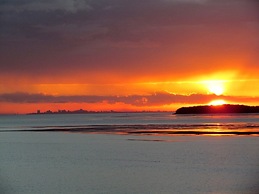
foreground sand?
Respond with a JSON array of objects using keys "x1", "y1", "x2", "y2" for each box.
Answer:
[{"x1": 0, "y1": 132, "x2": 259, "y2": 194}]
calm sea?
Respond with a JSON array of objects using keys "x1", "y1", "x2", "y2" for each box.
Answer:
[
  {"x1": 1, "y1": 112, "x2": 259, "y2": 135},
  {"x1": 0, "y1": 113, "x2": 259, "y2": 194}
]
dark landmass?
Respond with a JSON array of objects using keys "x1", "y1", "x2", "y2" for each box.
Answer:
[{"x1": 175, "y1": 104, "x2": 259, "y2": 114}]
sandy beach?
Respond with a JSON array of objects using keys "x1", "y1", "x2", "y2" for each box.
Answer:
[{"x1": 1, "y1": 132, "x2": 258, "y2": 194}]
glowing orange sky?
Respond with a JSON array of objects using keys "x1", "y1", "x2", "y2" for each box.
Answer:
[{"x1": 0, "y1": 0, "x2": 259, "y2": 114}]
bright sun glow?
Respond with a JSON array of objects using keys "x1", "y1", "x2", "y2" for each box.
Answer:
[
  {"x1": 206, "y1": 81, "x2": 224, "y2": 95},
  {"x1": 209, "y1": 99, "x2": 226, "y2": 106}
]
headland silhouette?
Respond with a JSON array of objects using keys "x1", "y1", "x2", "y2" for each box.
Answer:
[{"x1": 175, "y1": 104, "x2": 259, "y2": 114}]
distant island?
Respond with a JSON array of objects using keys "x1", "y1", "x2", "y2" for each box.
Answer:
[{"x1": 175, "y1": 104, "x2": 259, "y2": 114}]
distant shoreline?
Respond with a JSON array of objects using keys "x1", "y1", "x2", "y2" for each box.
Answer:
[
  {"x1": 175, "y1": 104, "x2": 259, "y2": 114},
  {"x1": 27, "y1": 109, "x2": 170, "y2": 115}
]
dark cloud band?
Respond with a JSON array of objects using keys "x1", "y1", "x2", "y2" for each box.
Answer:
[{"x1": 1, "y1": 92, "x2": 258, "y2": 106}]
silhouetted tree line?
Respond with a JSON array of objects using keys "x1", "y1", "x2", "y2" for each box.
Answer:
[{"x1": 175, "y1": 104, "x2": 259, "y2": 114}]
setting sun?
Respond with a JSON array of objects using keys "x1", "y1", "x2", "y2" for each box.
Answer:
[{"x1": 206, "y1": 81, "x2": 224, "y2": 95}]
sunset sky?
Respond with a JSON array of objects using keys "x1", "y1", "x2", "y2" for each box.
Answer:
[{"x1": 1, "y1": 0, "x2": 259, "y2": 114}]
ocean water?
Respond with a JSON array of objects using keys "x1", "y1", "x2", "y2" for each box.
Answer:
[
  {"x1": 0, "y1": 113, "x2": 259, "y2": 194},
  {"x1": 1, "y1": 112, "x2": 259, "y2": 135}
]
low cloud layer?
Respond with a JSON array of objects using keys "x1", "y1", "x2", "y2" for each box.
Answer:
[{"x1": 1, "y1": 92, "x2": 258, "y2": 107}]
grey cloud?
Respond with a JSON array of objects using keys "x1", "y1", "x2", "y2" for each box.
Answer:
[
  {"x1": 0, "y1": 0, "x2": 258, "y2": 79},
  {"x1": 0, "y1": 0, "x2": 92, "y2": 13},
  {"x1": 2, "y1": 0, "x2": 257, "y2": 42}
]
